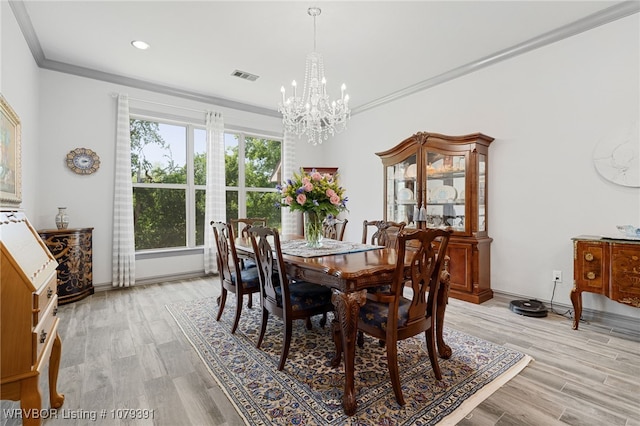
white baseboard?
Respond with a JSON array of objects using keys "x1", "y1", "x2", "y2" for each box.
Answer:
[
  {"x1": 93, "y1": 278, "x2": 638, "y2": 338},
  {"x1": 93, "y1": 271, "x2": 211, "y2": 292},
  {"x1": 493, "y1": 290, "x2": 640, "y2": 339}
]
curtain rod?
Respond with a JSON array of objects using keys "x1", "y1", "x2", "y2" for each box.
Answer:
[{"x1": 110, "y1": 92, "x2": 213, "y2": 115}]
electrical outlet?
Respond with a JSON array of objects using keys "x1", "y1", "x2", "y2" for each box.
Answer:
[{"x1": 553, "y1": 270, "x2": 562, "y2": 283}]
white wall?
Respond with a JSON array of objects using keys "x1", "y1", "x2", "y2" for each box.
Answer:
[
  {"x1": 1, "y1": 1, "x2": 41, "y2": 214},
  {"x1": 34, "y1": 71, "x2": 284, "y2": 286},
  {"x1": 327, "y1": 14, "x2": 640, "y2": 319},
  {"x1": 2, "y1": 0, "x2": 308, "y2": 287}
]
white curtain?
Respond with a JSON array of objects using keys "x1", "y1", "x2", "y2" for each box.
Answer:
[
  {"x1": 281, "y1": 130, "x2": 297, "y2": 236},
  {"x1": 204, "y1": 111, "x2": 225, "y2": 274},
  {"x1": 112, "y1": 94, "x2": 136, "y2": 287}
]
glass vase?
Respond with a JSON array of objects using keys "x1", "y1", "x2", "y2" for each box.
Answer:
[
  {"x1": 303, "y1": 211, "x2": 325, "y2": 248},
  {"x1": 55, "y1": 207, "x2": 69, "y2": 229}
]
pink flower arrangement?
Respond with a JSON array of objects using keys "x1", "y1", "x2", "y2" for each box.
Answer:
[{"x1": 277, "y1": 168, "x2": 348, "y2": 216}]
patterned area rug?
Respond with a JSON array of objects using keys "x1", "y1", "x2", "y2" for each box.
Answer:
[{"x1": 167, "y1": 297, "x2": 532, "y2": 425}]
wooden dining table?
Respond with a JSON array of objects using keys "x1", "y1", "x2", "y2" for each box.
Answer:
[{"x1": 235, "y1": 235, "x2": 452, "y2": 416}]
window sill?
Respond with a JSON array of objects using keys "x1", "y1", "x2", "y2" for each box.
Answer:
[{"x1": 135, "y1": 247, "x2": 204, "y2": 260}]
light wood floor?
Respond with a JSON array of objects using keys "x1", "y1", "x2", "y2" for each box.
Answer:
[{"x1": 2, "y1": 277, "x2": 639, "y2": 426}]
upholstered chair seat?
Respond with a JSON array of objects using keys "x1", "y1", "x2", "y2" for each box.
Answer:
[
  {"x1": 274, "y1": 281, "x2": 332, "y2": 311},
  {"x1": 359, "y1": 297, "x2": 411, "y2": 332},
  {"x1": 229, "y1": 267, "x2": 260, "y2": 289}
]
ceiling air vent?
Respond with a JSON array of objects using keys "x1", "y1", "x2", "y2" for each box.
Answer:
[{"x1": 231, "y1": 70, "x2": 259, "y2": 82}]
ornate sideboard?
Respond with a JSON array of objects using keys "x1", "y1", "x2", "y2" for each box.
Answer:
[
  {"x1": 38, "y1": 228, "x2": 94, "y2": 305},
  {"x1": 571, "y1": 235, "x2": 640, "y2": 330},
  {"x1": 1, "y1": 211, "x2": 65, "y2": 424}
]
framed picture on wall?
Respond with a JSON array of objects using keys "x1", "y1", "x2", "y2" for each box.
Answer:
[{"x1": 0, "y1": 94, "x2": 22, "y2": 207}]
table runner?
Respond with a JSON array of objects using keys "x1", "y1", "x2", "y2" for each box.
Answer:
[{"x1": 280, "y1": 239, "x2": 382, "y2": 258}]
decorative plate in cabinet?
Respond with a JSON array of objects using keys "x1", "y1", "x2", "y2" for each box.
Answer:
[
  {"x1": 431, "y1": 185, "x2": 457, "y2": 202},
  {"x1": 397, "y1": 188, "x2": 414, "y2": 202},
  {"x1": 405, "y1": 164, "x2": 417, "y2": 178}
]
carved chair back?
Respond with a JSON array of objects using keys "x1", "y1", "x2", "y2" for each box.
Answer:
[
  {"x1": 211, "y1": 221, "x2": 241, "y2": 285},
  {"x1": 322, "y1": 216, "x2": 349, "y2": 241},
  {"x1": 210, "y1": 220, "x2": 261, "y2": 333},
  {"x1": 229, "y1": 217, "x2": 267, "y2": 238},
  {"x1": 249, "y1": 226, "x2": 283, "y2": 316},
  {"x1": 361, "y1": 220, "x2": 406, "y2": 248}
]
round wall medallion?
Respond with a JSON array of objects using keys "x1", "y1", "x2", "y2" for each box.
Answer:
[
  {"x1": 593, "y1": 121, "x2": 639, "y2": 187},
  {"x1": 66, "y1": 148, "x2": 100, "y2": 175}
]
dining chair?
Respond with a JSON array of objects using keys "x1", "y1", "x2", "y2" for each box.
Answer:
[
  {"x1": 362, "y1": 220, "x2": 406, "y2": 248},
  {"x1": 211, "y1": 221, "x2": 262, "y2": 334},
  {"x1": 310, "y1": 214, "x2": 345, "y2": 330},
  {"x1": 229, "y1": 217, "x2": 267, "y2": 268},
  {"x1": 355, "y1": 228, "x2": 452, "y2": 406},
  {"x1": 322, "y1": 216, "x2": 348, "y2": 241},
  {"x1": 229, "y1": 217, "x2": 267, "y2": 237},
  {"x1": 249, "y1": 226, "x2": 334, "y2": 371},
  {"x1": 361, "y1": 220, "x2": 408, "y2": 298}
]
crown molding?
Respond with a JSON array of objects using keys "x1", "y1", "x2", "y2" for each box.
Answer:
[
  {"x1": 9, "y1": 0, "x2": 639, "y2": 118},
  {"x1": 41, "y1": 57, "x2": 281, "y2": 117},
  {"x1": 8, "y1": 0, "x2": 280, "y2": 118},
  {"x1": 351, "y1": 0, "x2": 640, "y2": 115},
  {"x1": 9, "y1": 0, "x2": 45, "y2": 64}
]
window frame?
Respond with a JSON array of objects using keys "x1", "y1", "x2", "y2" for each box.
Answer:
[
  {"x1": 130, "y1": 113, "x2": 206, "y2": 253},
  {"x1": 224, "y1": 129, "x2": 283, "y2": 224},
  {"x1": 128, "y1": 111, "x2": 282, "y2": 256}
]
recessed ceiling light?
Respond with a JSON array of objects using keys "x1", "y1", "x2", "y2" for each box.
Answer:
[{"x1": 131, "y1": 40, "x2": 150, "y2": 50}]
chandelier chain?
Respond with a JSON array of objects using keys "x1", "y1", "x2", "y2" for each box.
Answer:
[{"x1": 313, "y1": 10, "x2": 317, "y2": 52}]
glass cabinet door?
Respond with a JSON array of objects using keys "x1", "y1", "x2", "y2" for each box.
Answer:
[
  {"x1": 385, "y1": 154, "x2": 417, "y2": 226},
  {"x1": 478, "y1": 153, "x2": 486, "y2": 232},
  {"x1": 423, "y1": 151, "x2": 467, "y2": 232}
]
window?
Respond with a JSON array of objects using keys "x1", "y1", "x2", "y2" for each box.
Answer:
[
  {"x1": 130, "y1": 119, "x2": 282, "y2": 251},
  {"x1": 224, "y1": 132, "x2": 282, "y2": 229},
  {"x1": 130, "y1": 118, "x2": 206, "y2": 251}
]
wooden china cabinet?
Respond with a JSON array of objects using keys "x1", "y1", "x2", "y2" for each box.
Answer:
[
  {"x1": 376, "y1": 132, "x2": 494, "y2": 303},
  {"x1": 303, "y1": 167, "x2": 338, "y2": 175}
]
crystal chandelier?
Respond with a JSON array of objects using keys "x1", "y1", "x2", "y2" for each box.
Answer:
[{"x1": 278, "y1": 7, "x2": 350, "y2": 145}]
